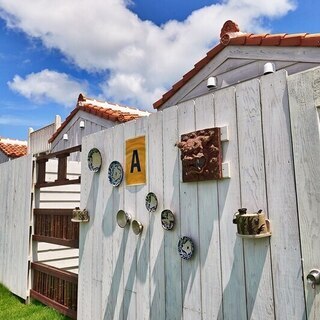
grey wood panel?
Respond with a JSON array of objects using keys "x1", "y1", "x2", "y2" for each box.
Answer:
[{"x1": 288, "y1": 67, "x2": 320, "y2": 318}]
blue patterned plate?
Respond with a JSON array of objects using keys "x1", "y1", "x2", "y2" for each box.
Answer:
[
  {"x1": 108, "y1": 161, "x2": 123, "y2": 187},
  {"x1": 178, "y1": 236, "x2": 194, "y2": 260},
  {"x1": 161, "y1": 209, "x2": 175, "y2": 230},
  {"x1": 146, "y1": 192, "x2": 158, "y2": 212},
  {"x1": 87, "y1": 148, "x2": 102, "y2": 172}
]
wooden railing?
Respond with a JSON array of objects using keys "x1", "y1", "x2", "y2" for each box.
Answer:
[
  {"x1": 36, "y1": 145, "x2": 81, "y2": 188},
  {"x1": 31, "y1": 262, "x2": 78, "y2": 319},
  {"x1": 33, "y1": 209, "x2": 79, "y2": 248}
]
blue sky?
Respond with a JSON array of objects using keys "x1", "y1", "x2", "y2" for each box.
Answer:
[{"x1": 0, "y1": 0, "x2": 319, "y2": 140}]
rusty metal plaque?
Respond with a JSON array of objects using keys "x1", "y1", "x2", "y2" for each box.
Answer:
[{"x1": 177, "y1": 127, "x2": 222, "y2": 182}]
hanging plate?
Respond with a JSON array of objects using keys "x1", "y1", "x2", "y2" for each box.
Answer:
[
  {"x1": 145, "y1": 192, "x2": 158, "y2": 212},
  {"x1": 178, "y1": 236, "x2": 194, "y2": 260},
  {"x1": 87, "y1": 148, "x2": 102, "y2": 172},
  {"x1": 161, "y1": 209, "x2": 175, "y2": 230},
  {"x1": 108, "y1": 161, "x2": 124, "y2": 187}
]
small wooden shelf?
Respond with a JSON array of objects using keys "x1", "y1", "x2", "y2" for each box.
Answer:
[{"x1": 237, "y1": 232, "x2": 272, "y2": 239}]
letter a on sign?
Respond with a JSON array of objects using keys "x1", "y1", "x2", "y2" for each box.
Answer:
[{"x1": 125, "y1": 136, "x2": 146, "y2": 185}]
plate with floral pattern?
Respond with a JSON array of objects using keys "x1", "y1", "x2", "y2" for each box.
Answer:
[
  {"x1": 145, "y1": 192, "x2": 158, "y2": 212},
  {"x1": 161, "y1": 209, "x2": 175, "y2": 230},
  {"x1": 108, "y1": 161, "x2": 124, "y2": 187},
  {"x1": 178, "y1": 236, "x2": 194, "y2": 260},
  {"x1": 87, "y1": 148, "x2": 102, "y2": 172}
]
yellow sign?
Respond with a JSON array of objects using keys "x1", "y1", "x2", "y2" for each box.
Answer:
[{"x1": 125, "y1": 136, "x2": 146, "y2": 185}]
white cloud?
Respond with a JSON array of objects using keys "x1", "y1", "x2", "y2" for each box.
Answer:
[
  {"x1": 0, "y1": 0, "x2": 296, "y2": 110},
  {"x1": 8, "y1": 69, "x2": 87, "y2": 107},
  {"x1": 0, "y1": 114, "x2": 43, "y2": 126}
]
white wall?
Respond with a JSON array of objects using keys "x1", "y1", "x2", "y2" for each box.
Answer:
[
  {"x1": 0, "y1": 155, "x2": 33, "y2": 299},
  {"x1": 78, "y1": 69, "x2": 317, "y2": 319}
]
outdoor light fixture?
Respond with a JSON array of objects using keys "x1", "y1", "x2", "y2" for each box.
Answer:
[
  {"x1": 63, "y1": 133, "x2": 68, "y2": 141},
  {"x1": 79, "y1": 120, "x2": 85, "y2": 128},
  {"x1": 263, "y1": 62, "x2": 276, "y2": 75},
  {"x1": 307, "y1": 269, "x2": 320, "y2": 288},
  {"x1": 207, "y1": 76, "x2": 217, "y2": 89}
]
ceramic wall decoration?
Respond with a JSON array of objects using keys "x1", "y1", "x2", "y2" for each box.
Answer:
[
  {"x1": 132, "y1": 219, "x2": 143, "y2": 235},
  {"x1": 87, "y1": 148, "x2": 102, "y2": 172},
  {"x1": 177, "y1": 128, "x2": 222, "y2": 182},
  {"x1": 116, "y1": 210, "x2": 131, "y2": 228},
  {"x1": 71, "y1": 207, "x2": 90, "y2": 223},
  {"x1": 145, "y1": 192, "x2": 158, "y2": 212},
  {"x1": 108, "y1": 161, "x2": 124, "y2": 187},
  {"x1": 178, "y1": 236, "x2": 194, "y2": 260},
  {"x1": 233, "y1": 208, "x2": 272, "y2": 238},
  {"x1": 161, "y1": 209, "x2": 175, "y2": 230}
]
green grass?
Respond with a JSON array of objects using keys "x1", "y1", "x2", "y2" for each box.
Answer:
[{"x1": 0, "y1": 283, "x2": 70, "y2": 320}]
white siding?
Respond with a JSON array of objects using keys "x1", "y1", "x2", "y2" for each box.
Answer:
[{"x1": 51, "y1": 111, "x2": 118, "y2": 161}]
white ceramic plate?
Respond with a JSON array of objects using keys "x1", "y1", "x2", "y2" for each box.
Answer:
[
  {"x1": 108, "y1": 161, "x2": 124, "y2": 186},
  {"x1": 87, "y1": 148, "x2": 102, "y2": 172},
  {"x1": 145, "y1": 192, "x2": 158, "y2": 212},
  {"x1": 161, "y1": 209, "x2": 175, "y2": 230},
  {"x1": 178, "y1": 236, "x2": 194, "y2": 260}
]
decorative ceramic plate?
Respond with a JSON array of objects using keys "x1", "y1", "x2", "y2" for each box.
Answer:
[
  {"x1": 178, "y1": 236, "x2": 194, "y2": 260},
  {"x1": 87, "y1": 148, "x2": 102, "y2": 172},
  {"x1": 108, "y1": 161, "x2": 124, "y2": 186},
  {"x1": 145, "y1": 192, "x2": 158, "y2": 212},
  {"x1": 116, "y1": 210, "x2": 131, "y2": 228},
  {"x1": 161, "y1": 209, "x2": 175, "y2": 230}
]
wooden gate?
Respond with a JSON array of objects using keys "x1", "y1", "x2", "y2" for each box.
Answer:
[
  {"x1": 30, "y1": 146, "x2": 81, "y2": 319},
  {"x1": 288, "y1": 68, "x2": 320, "y2": 319}
]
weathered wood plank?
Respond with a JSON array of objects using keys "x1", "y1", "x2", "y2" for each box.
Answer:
[
  {"x1": 135, "y1": 117, "x2": 150, "y2": 320},
  {"x1": 148, "y1": 112, "x2": 165, "y2": 320},
  {"x1": 123, "y1": 120, "x2": 138, "y2": 320},
  {"x1": 0, "y1": 155, "x2": 32, "y2": 300},
  {"x1": 177, "y1": 100, "x2": 202, "y2": 320},
  {"x1": 162, "y1": 106, "x2": 183, "y2": 319},
  {"x1": 194, "y1": 93, "x2": 223, "y2": 320},
  {"x1": 236, "y1": 78, "x2": 275, "y2": 319},
  {"x1": 110, "y1": 123, "x2": 125, "y2": 320},
  {"x1": 288, "y1": 67, "x2": 320, "y2": 318},
  {"x1": 215, "y1": 86, "x2": 247, "y2": 320},
  {"x1": 261, "y1": 70, "x2": 306, "y2": 319}
]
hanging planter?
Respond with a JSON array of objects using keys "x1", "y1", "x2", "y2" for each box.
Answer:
[
  {"x1": 71, "y1": 207, "x2": 90, "y2": 223},
  {"x1": 233, "y1": 208, "x2": 271, "y2": 238}
]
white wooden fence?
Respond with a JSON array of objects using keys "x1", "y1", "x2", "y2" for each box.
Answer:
[
  {"x1": 79, "y1": 69, "x2": 320, "y2": 320},
  {"x1": 0, "y1": 155, "x2": 33, "y2": 299}
]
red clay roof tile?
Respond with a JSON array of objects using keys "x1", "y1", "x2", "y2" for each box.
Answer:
[
  {"x1": 48, "y1": 95, "x2": 150, "y2": 143},
  {"x1": 153, "y1": 20, "x2": 320, "y2": 109},
  {"x1": 0, "y1": 141, "x2": 27, "y2": 158}
]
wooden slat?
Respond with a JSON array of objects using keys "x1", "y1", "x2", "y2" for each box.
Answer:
[
  {"x1": 178, "y1": 99, "x2": 202, "y2": 319},
  {"x1": 31, "y1": 262, "x2": 78, "y2": 284},
  {"x1": 36, "y1": 177, "x2": 81, "y2": 188},
  {"x1": 288, "y1": 67, "x2": 320, "y2": 317},
  {"x1": 34, "y1": 209, "x2": 73, "y2": 216},
  {"x1": 236, "y1": 78, "x2": 275, "y2": 318},
  {"x1": 37, "y1": 145, "x2": 81, "y2": 161},
  {"x1": 33, "y1": 235, "x2": 79, "y2": 248},
  {"x1": 30, "y1": 290, "x2": 77, "y2": 319},
  {"x1": 194, "y1": 93, "x2": 222, "y2": 320},
  {"x1": 261, "y1": 70, "x2": 305, "y2": 319}
]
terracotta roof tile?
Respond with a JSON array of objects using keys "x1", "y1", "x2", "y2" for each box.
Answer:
[
  {"x1": 0, "y1": 141, "x2": 27, "y2": 158},
  {"x1": 153, "y1": 20, "x2": 320, "y2": 109},
  {"x1": 49, "y1": 95, "x2": 150, "y2": 143}
]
